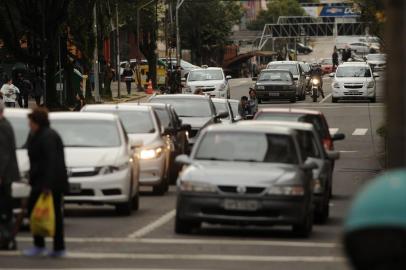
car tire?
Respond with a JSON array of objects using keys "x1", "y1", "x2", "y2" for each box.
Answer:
[
  {"x1": 292, "y1": 211, "x2": 313, "y2": 238},
  {"x1": 115, "y1": 197, "x2": 133, "y2": 216},
  {"x1": 369, "y1": 96, "x2": 376, "y2": 103},
  {"x1": 175, "y1": 214, "x2": 200, "y2": 234},
  {"x1": 153, "y1": 177, "x2": 169, "y2": 195},
  {"x1": 332, "y1": 97, "x2": 338, "y2": 103},
  {"x1": 300, "y1": 89, "x2": 306, "y2": 101},
  {"x1": 290, "y1": 96, "x2": 296, "y2": 103},
  {"x1": 132, "y1": 193, "x2": 140, "y2": 211},
  {"x1": 315, "y1": 197, "x2": 330, "y2": 224}
]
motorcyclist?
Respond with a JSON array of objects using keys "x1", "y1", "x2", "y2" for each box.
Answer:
[{"x1": 309, "y1": 63, "x2": 324, "y2": 98}]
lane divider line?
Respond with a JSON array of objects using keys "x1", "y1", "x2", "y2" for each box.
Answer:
[
  {"x1": 127, "y1": 210, "x2": 176, "y2": 239},
  {"x1": 319, "y1": 93, "x2": 332, "y2": 104},
  {"x1": 352, "y1": 128, "x2": 368, "y2": 136}
]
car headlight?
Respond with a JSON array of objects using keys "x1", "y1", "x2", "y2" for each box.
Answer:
[
  {"x1": 311, "y1": 78, "x2": 320, "y2": 85},
  {"x1": 367, "y1": 81, "x2": 375, "y2": 88},
  {"x1": 140, "y1": 146, "x2": 163, "y2": 160},
  {"x1": 179, "y1": 180, "x2": 217, "y2": 193},
  {"x1": 99, "y1": 163, "x2": 128, "y2": 175},
  {"x1": 333, "y1": 82, "x2": 340, "y2": 88},
  {"x1": 256, "y1": 85, "x2": 265, "y2": 90},
  {"x1": 268, "y1": 185, "x2": 305, "y2": 196}
]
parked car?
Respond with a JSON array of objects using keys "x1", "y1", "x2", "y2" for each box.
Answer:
[
  {"x1": 239, "y1": 121, "x2": 340, "y2": 223},
  {"x1": 330, "y1": 62, "x2": 378, "y2": 103},
  {"x1": 253, "y1": 108, "x2": 345, "y2": 152},
  {"x1": 349, "y1": 42, "x2": 379, "y2": 55},
  {"x1": 159, "y1": 58, "x2": 199, "y2": 78},
  {"x1": 211, "y1": 98, "x2": 241, "y2": 123},
  {"x1": 175, "y1": 124, "x2": 317, "y2": 237},
  {"x1": 266, "y1": 61, "x2": 306, "y2": 100},
  {"x1": 139, "y1": 103, "x2": 191, "y2": 182},
  {"x1": 81, "y1": 104, "x2": 172, "y2": 195},
  {"x1": 49, "y1": 112, "x2": 141, "y2": 215},
  {"x1": 296, "y1": 43, "x2": 313, "y2": 54},
  {"x1": 253, "y1": 69, "x2": 297, "y2": 103},
  {"x1": 148, "y1": 94, "x2": 228, "y2": 146},
  {"x1": 183, "y1": 67, "x2": 231, "y2": 98},
  {"x1": 366, "y1": 53, "x2": 386, "y2": 71}
]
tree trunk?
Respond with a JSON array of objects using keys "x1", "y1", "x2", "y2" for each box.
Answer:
[{"x1": 45, "y1": 48, "x2": 59, "y2": 108}]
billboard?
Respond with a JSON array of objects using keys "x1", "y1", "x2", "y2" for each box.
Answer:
[{"x1": 303, "y1": 4, "x2": 360, "y2": 17}]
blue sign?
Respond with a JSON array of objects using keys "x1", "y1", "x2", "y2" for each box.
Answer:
[{"x1": 320, "y1": 6, "x2": 360, "y2": 17}]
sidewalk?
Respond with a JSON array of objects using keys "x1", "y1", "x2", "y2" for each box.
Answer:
[{"x1": 109, "y1": 81, "x2": 149, "y2": 103}]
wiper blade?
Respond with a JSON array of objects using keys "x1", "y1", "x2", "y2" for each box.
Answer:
[{"x1": 232, "y1": 159, "x2": 258, "y2": 163}]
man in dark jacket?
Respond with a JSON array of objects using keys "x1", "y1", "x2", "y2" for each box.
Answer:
[
  {"x1": 23, "y1": 108, "x2": 68, "y2": 257},
  {"x1": 0, "y1": 102, "x2": 20, "y2": 250}
]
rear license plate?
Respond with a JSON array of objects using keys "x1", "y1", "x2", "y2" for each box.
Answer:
[
  {"x1": 69, "y1": 183, "x2": 82, "y2": 194},
  {"x1": 269, "y1": 92, "x2": 280, "y2": 97},
  {"x1": 223, "y1": 199, "x2": 259, "y2": 211}
]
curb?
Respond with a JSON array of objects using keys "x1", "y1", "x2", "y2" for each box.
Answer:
[{"x1": 107, "y1": 93, "x2": 149, "y2": 104}]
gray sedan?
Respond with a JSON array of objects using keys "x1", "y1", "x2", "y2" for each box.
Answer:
[{"x1": 175, "y1": 124, "x2": 317, "y2": 237}]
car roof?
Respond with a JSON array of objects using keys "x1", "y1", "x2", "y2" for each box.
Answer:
[
  {"x1": 238, "y1": 120, "x2": 314, "y2": 132},
  {"x1": 257, "y1": 108, "x2": 322, "y2": 116},
  {"x1": 211, "y1": 98, "x2": 227, "y2": 104},
  {"x1": 191, "y1": 67, "x2": 223, "y2": 71},
  {"x1": 149, "y1": 94, "x2": 210, "y2": 100},
  {"x1": 49, "y1": 112, "x2": 119, "y2": 121},
  {"x1": 137, "y1": 102, "x2": 168, "y2": 109},
  {"x1": 260, "y1": 69, "x2": 292, "y2": 73},
  {"x1": 268, "y1": 61, "x2": 299, "y2": 65},
  {"x1": 4, "y1": 108, "x2": 31, "y2": 117},
  {"x1": 82, "y1": 104, "x2": 152, "y2": 112},
  {"x1": 340, "y1": 62, "x2": 369, "y2": 67},
  {"x1": 205, "y1": 123, "x2": 296, "y2": 136}
]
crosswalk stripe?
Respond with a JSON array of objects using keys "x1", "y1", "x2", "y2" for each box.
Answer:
[{"x1": 352, "y1": 128, "x2": 368, "y2": 136}]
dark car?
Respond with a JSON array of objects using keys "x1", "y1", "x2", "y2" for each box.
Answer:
[
  {"x1": 296, "y1": 43, "x2": 313, "y2": 54},
  {"x1": 142, "y1": 103, "x2": 191, "y2": 182},
  {"x1": 253, "y1": 69, "x2": 297, "y2": 103},
  {"x1": 148, "y1": 94, "x2": 228, "y2": 146}
]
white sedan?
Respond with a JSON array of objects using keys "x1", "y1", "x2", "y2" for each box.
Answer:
[{"x1": 50, "y1": 112, "x2": 141, "y2": 215}]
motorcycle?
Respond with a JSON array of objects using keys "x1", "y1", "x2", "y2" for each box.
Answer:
[{"x1": 310, "y1": 77, "x2": 322, "y2": 102}]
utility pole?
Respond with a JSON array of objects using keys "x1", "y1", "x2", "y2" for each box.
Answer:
[
  {"x1": 116, "y1": 3, "x2": 121, "y2": 98},
  {"x1": 42, "y1": 0, "x2": 47, "y2": 106},
  {"x1": 93, "y1": 4, "x2": 101, "y2": 102},
  {"x1": 176, "y1": 0, "x2": 185, "y2": 66}
]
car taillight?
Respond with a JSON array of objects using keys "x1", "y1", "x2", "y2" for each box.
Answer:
[{"x1": 323, "y1": 138, "x2": 333, "y2": 151}]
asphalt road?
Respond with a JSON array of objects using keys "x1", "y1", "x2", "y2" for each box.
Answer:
[{"x1": 0, "y1": 77, "x2": 385, "y2": 270}]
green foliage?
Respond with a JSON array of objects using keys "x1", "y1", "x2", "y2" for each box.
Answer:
[
  {"x1": 247, "y1": 0, "x2": 305, "y2": 31},
  {"x1": 353, "y1": 0, "x2": 385, "y2": 39}
]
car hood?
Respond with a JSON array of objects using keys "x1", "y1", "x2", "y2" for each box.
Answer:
[
  {"x1": 334, "y1": 77, "x2": 371, "y2": 83},
  {"x1": 181, "y1": 161, "x2": 300, "y2": 186},
  {"x1": 187, "y1": 80, "x2": 224, "y2": 87},
  {"x1": 256, "y1": 81, "x2": 293, "y2": 86},
  {"x1": 16, "y1": 149, "x2": 29, "y2": 174},
  {"x1": 65, "y1": 147, "x2": 122, "y2": 168},
  {"x1": 128, "y1": 133, "x2": 162, "y2": 147},
  {"x1": 367, "y1": 60, "x2": 385, "y2": 65},
  {"x1": 180, "y1": 117, "x2": 213, "y2": 129}
]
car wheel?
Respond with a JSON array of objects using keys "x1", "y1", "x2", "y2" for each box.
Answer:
[
  {"x1": 290, "y1": 96, "x2": 296, "y2": 103},
  {"x1": 132, "y1": 193, "x2": 140, "y2": 211},
  {"x1": 300, "y1": 89, "x2": 306, "y2": 101},
  {"x1": 292, "y1": 210, "x2": 313, "y2": 238},
  {"x1": 175, "y1": 214, "x2": 200, "y2": 234},
  {"x1": 315, "y1": 197, "x2": 330, "y2": 224},
  {"x1": 369, "y1": 96, "x2": 376, "y2": 103},
  {"x1": 332, "y1": 97, "x2": 338, "y2": 103},
  {"x1": 153, "y1": 177, "x2": 169, "y2": 195},
  {"x1": 115, "y1": 197, "x2": 133, "y2": 216}
]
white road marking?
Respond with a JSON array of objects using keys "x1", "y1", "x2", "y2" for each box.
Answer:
[
  {"x1": 127, "y1": 210, "x2": 176, "y2": 238},
  {"x1": 0, "y1": 251, "x2": 345, "y2": 263},
  {"x1": 16, "y1": 236, "x2": 339, "y2": 248},
  {"x1": 352, "y1": 128, "x2": 368, "y2": 136},
  {"x1": 319, "y1": 93, "x2": 332, "y2": 104},
  {"x1": 329, "y1": 128, "x2": 339, "y2": 135}
]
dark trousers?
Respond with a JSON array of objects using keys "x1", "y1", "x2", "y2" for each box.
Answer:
[
  {"x1": 126, "y1": 81, "x2": 131, "y2": 94},
  {"x1": 0, "y1": 183, "x2": 12, "y2": 225},
  {"x1": 4, "y1": 102, "x2": 15, "y2": 108},
  {"x1": 18, "y1": 94, "x2": 29, "y2": 108},
  {"x1": 34, "y1": 96, "x2": 41, "y2": 106},
  {"x1": 27, "y1": 190, "x2": 65, "y2": 251}
]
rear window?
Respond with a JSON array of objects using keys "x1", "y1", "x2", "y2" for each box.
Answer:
[
  {"x1": 268, "y1": 64, "x2": 299, "y2": 75},
  {"x1": 297, "y1": 130, "x2": 321, "y2": 160}
]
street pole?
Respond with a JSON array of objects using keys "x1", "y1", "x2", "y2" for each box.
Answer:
[
  {"x1": 176, "y1": 0, "x2": 185, "y2": 66},
  {"x1": 42, "y1": 0, "x2": 47, "y2": 106},
  {"x1": 116, "y1": 3, "x2": 121, "y2": 98},
  {"x1": 93, "y1": 4, "x2": 101, "y2": 102}
]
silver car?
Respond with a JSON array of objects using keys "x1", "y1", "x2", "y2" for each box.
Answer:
[{"x1": 175, "y1": 124, "x2": 317, "y2": 237}]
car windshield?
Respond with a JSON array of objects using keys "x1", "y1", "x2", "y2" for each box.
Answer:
[
  {"x1": 150, "y1": 98, "x2": 212, "y2": 117},
  {"x1": 154, "y1": 108, "x2": 171, "y2": 128},
  {"x1": 336, "y1": 66, "x2": 372, "y2": 77},
  {"x1": 268, "y1": 64, "x2": 299, "y2": 75},
  {"x1": 52, "y1": 120, "x2": 121, "y2": 147},
  {"x1": 255, "y1": 113, "x2": 304, "y2": 122},
  {"x1": 367, "y1": 54, "x2": 386, "y2": 61},
  {"x1": 85, "y1": 110, "x2": 155, "y2": 134},
  {"x1": 188, "y1": 70, "x2": 223, "y2": 81},
  {"x1": 8, "y1": 116, "x2": 30, "y2": 149},
  {"x1": 258, "y1": 71, "x2": 292, "y2": 82},
  {"x1": 195, "y1": 132, "x2": 298, "y2": 164}
]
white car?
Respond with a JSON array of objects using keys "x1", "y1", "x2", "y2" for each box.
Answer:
[
  {"x1": 331, "y1": 62, "x2": 378, "y2": 103},
  {"x1": 183, "y1": 67, "x2": 231, "y2": 98},
  {"x1": 366, "y1": 54, "x2": 386, "y2": 71},
  {"x1": 81, "y1": 104, "x2": 171, "y2": 195},
  {"x1": 50, "y1": 112, "x2": 141, "y2": 215},
  {"x1": 4, "y1": 109, "x2": 31, "y2": 206},
  {"x1": 349, "y1": 42, "x2": 379, "y2": 55}
]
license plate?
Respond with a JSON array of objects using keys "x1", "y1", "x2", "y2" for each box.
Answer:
[
  {"x1": 269, "y1": 92, "x2": 280, "y2": 97},
  {"x1": 223, "y1": 199, "x2": 259, "y2": 211},
  {"x1": 349, "y1": 90, "x2": 359, "y2": 94},
  {"x1": 69, "y1": 183, "x2": 82, "y2": 194}
]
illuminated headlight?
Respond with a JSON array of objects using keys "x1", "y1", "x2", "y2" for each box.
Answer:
[
  {"x1": 179, "y1": 180, "x2": 217, "y2": 193},
  {"x1": 313, "y1": 179, "x2": 323, "y2": 194},
  {"x1": 311, "y1": 78, "x2": 320, "y2": 85},
  {"x1": 333, "y1": 82, "x2": 340, "y2": 88},
  {"x1": 268, "y1": 185, "x2": 305, "y2": 196},
  {"x1": 99, "y1": 163, "x2": 128, "y2": 175},
  {"x1": 367, "y1": 81, "x2": 375, "y2": 88},
  {"x1": 256, "y1": 85, "x2": 265, "y2": 90},
  {"x1": 140, "y1": 147, "x2": 163, "y2": 160}
]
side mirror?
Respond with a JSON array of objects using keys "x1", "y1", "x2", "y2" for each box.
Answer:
[
  {"x1": 252, "y1": 77, "x2": 257, "y2": 81},
  {"x1": 175, "y1": 154, "x2": 192, "y2": 165},
  {"x1": 326, "y1": 150, "x2": 340, "y2": 160},
  {"x1": 329, "y1": 73, "x2": 336, "y2": 78},
  {"x1": 332, "y1": 133, "x2": 345, "y2": 141},
  {"x1": 129, "y1": 138, "x2": 143, "y2": 150},
  {"x1": 215, "y1": 111, "x2": 229, "y2": 120},
  {"x1": 181, "y1": 124, "x2": 192, "y2": 133},
  {"x1": 300, "y1": 160, "x2": 319, "y2": 171},
  {"x1": 373, "y1": 72, "x2": 380, "y2": 78},
  {"x1": 226, "y1": 75, "x2": 232, "y2": 80}
]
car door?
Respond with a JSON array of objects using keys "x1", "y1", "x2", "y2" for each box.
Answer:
[{"x1": 171, "y1": 107, "x2": 188, "y2": 155}]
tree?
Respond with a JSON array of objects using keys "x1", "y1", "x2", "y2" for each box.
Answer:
[
  {"x1": 247, "y1": 0, "x2": 305, "y2": 31},
  {"x1": 0, "y1": 0, "x2": 71, "y2": 108},
  {"x1": 179, "y1": 0, "x2": 242, "y2": 65},
  {"x1": 353, "y1": 0, "x2": 385, "y2": 40}
]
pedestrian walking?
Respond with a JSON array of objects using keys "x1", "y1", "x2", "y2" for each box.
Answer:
[
  {"x1": 248, "y1": 88, "x2": 258, "y2": 114},
  {"x1": 73, "y1": 93, "x2": 85, "y2": 111},
  {"x1": 332, "y1": 47, "x2": 339, "y2": 70},
  {"x1": 123, "y1": 62, "x2": 134, "y2": 95},
  {"x1": 23, "y1": 108, "x2": 68, "y2": 258},
  {"x1": 15, "y1": 73, "x2": 32, "y2": 108},
  {"x1": 0, "y1": 102, "x2": 20, "y2": 250},
  {"x1": 0, "y1": 78, "x2": 20, "y2": 107}
]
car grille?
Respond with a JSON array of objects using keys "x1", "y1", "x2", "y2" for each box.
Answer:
[
  {"x1": 202, "y1": 208, "x2": 280, "y2": 218},
  {"x1": 344, "y1": 91, "x2": 364, "y2": 96},
  {"x1": 201, "y1": 88, "x2": 216, "y2": 92},
  {"x1": 67, "y1": 189, "x2": 95, "y2": 196},
  {"x1": 263, "y1": 85, "x2": 290, "y2": 91},
  {"x1": 344, "y1": 84, "x2": 363, "y2": 89},
  {"x1": 218, "y1": 186, "x2": 266, "y2": 195},
  {"x1": 68, "y1": 168, "x2": 100, "y2": 177}
]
